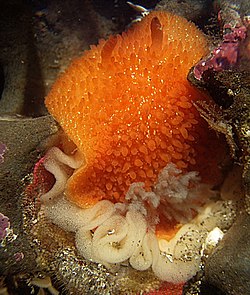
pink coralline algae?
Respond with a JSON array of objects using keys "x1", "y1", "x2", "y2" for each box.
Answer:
[
  {"x1": 0, "y1": 213, "x2": 17, "y2": 246},
  {"x1": 0, "y1": 213, "x2": 10, "y2": 243},
  {"x1": 193, "y1": 0, "x2": 249, "y2": 80},
  {"x1": 25, "y1": 156, "x2": 55, "y2": 198},
  {"x1": 0, "y1": 143, "x2": 7, "y2": 164},
  {"x1": 193, "y1": 25, "x2": 247, "y2": 80},
  {"x1": 14, "y1": 252, "x2": 24, "y2": 262}
]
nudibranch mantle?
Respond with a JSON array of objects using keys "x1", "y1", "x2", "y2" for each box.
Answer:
[
  {"x1": 40, "y1": 11, "x2": 235, "y2": 284},
  {"x1": 45, "y1": 10, "x2": 225, "y2": 208}
]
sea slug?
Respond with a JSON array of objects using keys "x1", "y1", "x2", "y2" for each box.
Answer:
[{"x1": 40, "y1": 10, "x2": 234, "y2": 283}]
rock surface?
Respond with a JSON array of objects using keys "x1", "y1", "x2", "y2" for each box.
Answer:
[
  {"x1": 0, "y1": 0, "x2": 250, "y2": 294},
  {"x1": 0, "y1": 116, "x2": 58, "y2": 275},
  {"x1": 205, "y1": 212, "x2": 250, "y2": 295}
]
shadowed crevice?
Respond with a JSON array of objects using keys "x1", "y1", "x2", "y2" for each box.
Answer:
[{"x1": 22, "y1": 25, "x2": 46, "y2": 117}]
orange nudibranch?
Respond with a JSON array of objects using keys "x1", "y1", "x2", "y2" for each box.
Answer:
[{"x1": 45, "y1": 11, "x2": 226, "y2": 208}]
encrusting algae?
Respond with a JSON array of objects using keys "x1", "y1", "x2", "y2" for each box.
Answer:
[{"x1": 33, "y1": 10, "x2": 237, "y2": 287}]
